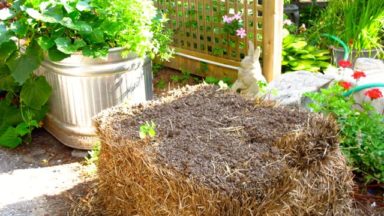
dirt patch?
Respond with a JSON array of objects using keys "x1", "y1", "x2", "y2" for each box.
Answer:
[
  {"x1": 118, "y1": 85, "x2": 309, "y2": 195},
  {"x1": 153, "y1": 67, "x2": 201, "y2": 97},
  {"x1": 95, "y1": 84, "x2": 354, "y2": 215}
]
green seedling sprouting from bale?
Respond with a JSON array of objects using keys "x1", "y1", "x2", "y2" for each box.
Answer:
[{"x1": 139, "y1": 121, "x2": 156, "y2": 139}]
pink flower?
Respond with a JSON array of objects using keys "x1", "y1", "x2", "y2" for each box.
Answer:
[
  {"x1": 236, "y1": 28, "x2": 246, "y2": 38},
  {"x1": 233, "y1": 13, "x2": 242, "y2": 21},
  {"x1": 223, "y1": 15, "x2": 233, "y2": 24},
  {"x1": 352, "y1": 71, "x2": 366, "y2": 80},
  {"x1": 364, "y1": 88, "x2": 383, "y2": 100}
]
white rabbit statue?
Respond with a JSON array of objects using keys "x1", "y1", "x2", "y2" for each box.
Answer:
[{"x1": 232, "y1": 41, "x2": 266, "y2": 99}]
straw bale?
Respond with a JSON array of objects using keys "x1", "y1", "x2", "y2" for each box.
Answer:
[{"x1": 95, "y1": 84, "x2": 354, "y2": 216}]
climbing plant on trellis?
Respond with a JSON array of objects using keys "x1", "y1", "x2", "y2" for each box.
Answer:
[{"x1": 155, "y1": 0, "x2": 283, "y2": 81}]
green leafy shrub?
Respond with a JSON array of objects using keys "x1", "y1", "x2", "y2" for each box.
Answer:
[
  {"x1": 0, "y1": 0, "x2": 172, "y2": 148},
  {"x1": 282, "y1": 31, "x2": 331, "y2": 72},
  {"x1": 306, "y1": 84, "x2": 384, "y2": 183}
]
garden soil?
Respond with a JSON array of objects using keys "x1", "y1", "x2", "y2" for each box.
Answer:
[{"x1": 96, "y1": 84, "x2": 355, "y2": 215}]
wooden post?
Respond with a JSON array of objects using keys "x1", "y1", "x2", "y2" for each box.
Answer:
[{"x1": 263, "y1": 0, "x2": 284, "y2": 82}]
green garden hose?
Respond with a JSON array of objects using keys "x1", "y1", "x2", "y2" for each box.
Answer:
[
  {"x1": 321, "y1": 33, "x2": 349, "y2": 61},
  {"x1": 342, "y1": 83, "x2": 384, "y2": 97}
]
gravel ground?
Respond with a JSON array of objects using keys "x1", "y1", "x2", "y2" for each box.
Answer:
[{"x1": 0, "y1": 129, "x2": 91, "y2": 216}]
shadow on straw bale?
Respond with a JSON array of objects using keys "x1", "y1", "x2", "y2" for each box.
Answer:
[{"x1": 94, "y1": 84, "x2": 354, "y2": 216}]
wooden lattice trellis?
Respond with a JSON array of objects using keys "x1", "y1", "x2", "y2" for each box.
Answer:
[{"x1": 155, "y1": 0, "x2": 283, "y2": 82}]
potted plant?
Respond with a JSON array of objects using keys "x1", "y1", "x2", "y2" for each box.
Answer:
[
  {"x1": 0, "y1": 0, "x2": 172, "y2": 149},
  {"x1": 308, "y1": 0, "x2": 384, "y2": 64}
]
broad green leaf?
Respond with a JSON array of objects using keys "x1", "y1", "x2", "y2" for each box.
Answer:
[
  {"x1": 0, "y1": 24, "x2": 11, "y2": 45},
  {"x1": 300, "y1": 54, "x2": 316, "y2": 60},
  {"x1": 51, "y1": 27, "x2": 65, "y2": 38},
  {"x1": 313, "y1": 50, "x2": 330, "y2": 57},
  {"x1": 20, "y1": 76, "x2": 52, "y2": 110},
  {"x1": 287, "y1": 56, "x2": 296, "y2": 61},
  {"x1": 55, "y1": 37, "x2": 85, "y2": 54},
  {"x1": 37, "y1": 36, "x2": 55, "y2": 50},
  {"x1": 41, "y1": 5, "x2": 64, "y2": 23},
  {"x1": 317, "y1": 56, "x2": 331, "y2": 60},
  {"x1": 48, "y1": 47, "x2": 70, "y2": 61},
  {"x1": 25, "y1": 8, "x2": 43, "y2": 20},
  {"x1": 317, "y1": 61, "x2": 331, "y2": 68},
  {"x1": 0, "y1": 8, "x2": 15, "y2": 20},
  {"x1": 0, "y1": 127, "x2": 22, "y2": 148},
  {"x1": 0, "y1": 41, "x2": 17, "y2": 64},
  {"x1": 54, "y1": 37, "x2": 72, "y2": 54},
  {"x1": 82, "y1": 45, "x2": 108, "y2": 58},
  {"x1": 16, "y1": 122, "x2": 30, "y2": 136},
  {"x1": 0, "y1": 100, "x2": 23, "y2": 133},
  {"x1": 7, "y1": 42, "x2": 43, "y2": 84},
  {"x1": 287, "y1": 41, "x2": 307, "y2": 50},
  {"x1": 26, "y1": 7, "x2": 61, "y2": 23},
  {"x1": 86, "y1": 30, "x2": 104, "y2": 43},
  {"x1": 296, "y1": 49, "x2": 309, "y2": 55},
  {"x1": 61, "y1": 0, "x2": 75, "y2": 13},
  {"x1": 74, "y1": 39, "x2": 86, "y2": 49},
  {"x1": 288, "y1": 61, "x2": 299, "y2": 67},
  {"x1": 0, "y1": 73, "x2": 16, "y2": 91},
  {"x1": 60, "y1": 17, "x2": 92, "y2": 33},
  {"x1": 10, "y1": 19, "x2": 28, "y2": 38},
  {"x1": 76, "y1": 1, "x2": 91, "y2": 11}
]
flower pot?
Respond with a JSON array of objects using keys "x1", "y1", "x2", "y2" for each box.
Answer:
[
  {"x1": 37, "y1": 48, "x2": 153, "y2": 150},
  {"x1": 331, "y1": 47, "x2": 379, "y2": 66}
]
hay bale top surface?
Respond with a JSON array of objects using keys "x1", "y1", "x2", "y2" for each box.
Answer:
[{"x1": 96, "y1": 85, "x2": 316, "y2": 196}]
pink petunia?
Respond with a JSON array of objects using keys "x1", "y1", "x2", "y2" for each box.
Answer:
[
  {"x1": 233, "y1": 13, "x2": 242, "y2": 21},
  {"x1": 236, "y1": 28, "x2": 246, "y2": 38},
  {"x1": 223, "y1": 15, "x2": 233, "y2": 24}
]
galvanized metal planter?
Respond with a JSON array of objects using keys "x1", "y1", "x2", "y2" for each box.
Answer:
[{"x1": 37, "y1": 48, "x2": 153, "y2": 150}]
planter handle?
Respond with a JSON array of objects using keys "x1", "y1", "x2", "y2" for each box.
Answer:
[{"x1": 321, "y1": 34, "x2": 349, "y2": 61}]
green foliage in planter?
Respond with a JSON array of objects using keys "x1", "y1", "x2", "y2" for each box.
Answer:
[
  {"x1": 308, "y1": 0, "x2": 384, "y2": 54},
  {"x1": 306, "y1": 84, "x2": 384, "y2": 183},
  {"x1": 0, "y1": 0, "x2": 172, "y2": 148},
  {"x1": 282, "y1": 31, "x2": 331, "y2": 73}
]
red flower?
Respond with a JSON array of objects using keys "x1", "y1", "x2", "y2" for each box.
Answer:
[
  {"x1": 348, "y1": 39, "x2": 354, "y2": 46},
  {"x1": 338, "y1": 60, "x2": 352, "y2": 68},
  {"x1": 364, "y1": 88, "x2": 383, "y2": 100},
  {"x1": 352, "y1": 71, "x2": 366, "y2": 80},
  {"x1": 339, "y1": 81, "x2": 352, "y2": 90}
]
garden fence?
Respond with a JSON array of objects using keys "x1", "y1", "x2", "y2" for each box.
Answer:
[{"x1": 154, "y1": 0, "x2": 283, "y2": 81}]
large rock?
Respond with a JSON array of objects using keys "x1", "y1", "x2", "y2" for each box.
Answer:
[
  {"x1": 354, "y1": 58, "x2": 384, "y2": 72},
  {"x1": 266, "y1": 71, "x2": 333, "y2": 106},
  {"x1": 352, "y1": 58, "x2": 384, "y2": 114}
]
